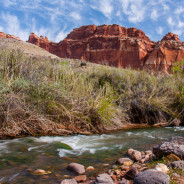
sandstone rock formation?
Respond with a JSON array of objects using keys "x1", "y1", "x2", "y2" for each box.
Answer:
[
  {"x1": 0, "y1": 32, "x2": 21, "y2": 40},
  {"x1": 12, "y1": 25, "x2": 184, "y2": 72},
  {"x1": 27, "y1": 25, "x2": 156, "y2": 69},
  {"x1": 144, "y1": 38, "x2": 184, "y2": 72}
]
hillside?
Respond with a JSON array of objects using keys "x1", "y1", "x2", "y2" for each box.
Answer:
[
  {"x1": 0, "y1": 42, "x2": 183, "y2": 138},
  {"x1": 0, "y1": 38, "x2": 58, "y2": 59}
]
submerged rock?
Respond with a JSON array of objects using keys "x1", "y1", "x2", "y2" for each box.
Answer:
[
  {"x1": 52, "y1": 142, "x2": 72, "y2": 150},
  {"x1": 67, "y1": 163, "x2": 85, "y2": 174},
  {"x1": 133, "y1": 169, "x2": 170, "y2": 184}
]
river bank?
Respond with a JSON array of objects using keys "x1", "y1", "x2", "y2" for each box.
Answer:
[{"x1": 0, "y1": 49, "x2": 183, "y2": 139}]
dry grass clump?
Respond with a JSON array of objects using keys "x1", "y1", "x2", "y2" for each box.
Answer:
[{"x1": 0, "y1": 49, "x2": 183, "y2": 138}]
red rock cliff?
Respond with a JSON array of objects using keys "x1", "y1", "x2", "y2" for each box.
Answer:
[
  {"x1": 0, "y1": 32, "x2": 21, "y2": 40},
  {"x1": 26, "y1": 25, "x2": 184, "y2": 72},
  {"x1": 144, "y1": 39, "x2": 184, "y2": 72}
]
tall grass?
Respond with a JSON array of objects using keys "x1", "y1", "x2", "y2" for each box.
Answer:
[{"x1": 0, "y1": 49, "x2": 183, "y2": 138}]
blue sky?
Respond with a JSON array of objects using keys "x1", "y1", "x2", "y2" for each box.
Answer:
[{"x1": 0, "y1": 0, "x2": 184, "y2": 42}]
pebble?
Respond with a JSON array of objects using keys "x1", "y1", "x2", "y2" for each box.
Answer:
[{"x1": 86, "y1": 166, "x2": 95, "y2": 171}]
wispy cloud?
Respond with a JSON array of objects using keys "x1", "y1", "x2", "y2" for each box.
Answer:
[
  {"x1": 157, "y1": 26, "x2": 164, "y2": 35},
  {"x1": 167, "y1": 17, "x2": 175, "y2": 26},
  {"x1": 120, "y1": 0, "x2": 146, "y2": 23},
  {"x1": 150, "y1": 9, "x2": 159, "y2": 21},
  {"x1": 0, "y1": 0, "x2": 183, "y2": 42},
  {"x1": 99, "y1": 0, "x2": 113, "y2": 19},
  {"x1": 1, "y1": 12, "x2": 29, "y2": 41},
  {"x1": 70, "y1": 12, "x2": 81, "y2": 21}
]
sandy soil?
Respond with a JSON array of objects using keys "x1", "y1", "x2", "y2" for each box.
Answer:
[{"x1": 0, "y1": 38, "x2": 59, "y2": 59}]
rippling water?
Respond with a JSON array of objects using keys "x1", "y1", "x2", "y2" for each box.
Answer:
[{"x1": 0, "y1": 127, "x2": 183, "y2": 183}]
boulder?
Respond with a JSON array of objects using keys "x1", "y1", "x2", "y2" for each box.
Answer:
[
  {"x1": 153, "y1": 136, "x2": 184, "y2": 159},
  {"x1": 67, "y1": 163, "x2": 85, "y2": 174},
  {"x1": 170, "y1": 160, "x2": 184, "y2": 171},
  {"x1": 133, "y1": 169, "x2": 170, "y2": 184},
  {"x1": 95, "y1": 174, "x2": 113, "y2": 184},
  {"x1": 61, "y1": 179, "x2": 78, "y2": 184}
]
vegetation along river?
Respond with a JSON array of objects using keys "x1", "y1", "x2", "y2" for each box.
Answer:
[{"x1": 0, "y1": 127, "x2": 183, "y2": 184}]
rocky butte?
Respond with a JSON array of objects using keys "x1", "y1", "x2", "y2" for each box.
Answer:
[
  {"x1": 0, "y1": 32, "x2": 21, "y2": 40},
  {"x1": 6, "y1": 24, "x2": 184, "y2": 73}
]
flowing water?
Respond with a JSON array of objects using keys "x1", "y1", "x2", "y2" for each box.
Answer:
[{"x1": 0, "y1": 127, "x2": 183, "y2": 184}]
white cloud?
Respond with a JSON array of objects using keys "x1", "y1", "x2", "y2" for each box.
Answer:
[
  {"x1": 1, "y1": 13, "x2": 29, "y2": 41},
  {"x1": 1, "y1": 0, "x2": 17, "y2": 7},
  {"x1": 167, "y1": 17, "x2": 175, "y2": 26},
  {"x1": 70, "y1": 12, "x2": 81, "y2": 21},
  {"x1": 99, "y1": 0, "x2": 113, "y2": 19},
  {"x1": 175, "y1": 7, "x2": 184, "y2": 14},
  {"x1": 178, "y1": 20, "x2": 184, "y2": 28},
  {"x1": 157, "y1": 26, "x2": 163, "y2": 35},
  {"x1": 120, "y1": 0, "x2": 146, "y2": 23},
  {"x1": 162, "y1": 3, "x2": 170, "y2": 11},
  {"x1": 0, "y1": 26, "x2": 3, "y2": 32},
  {"x1": 91, "y1": 0, "x2": 113, "y2": 20},
  {"x1": 55, "y1": 30, "x2": 69, "y2": 42},
  {"x1": 151, "y1": 9, "x2": 159, "y2": 21}
]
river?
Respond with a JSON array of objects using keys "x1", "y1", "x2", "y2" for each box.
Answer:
[{"x1": 0, "y1": 126, "x2": 183, "y2": 184}]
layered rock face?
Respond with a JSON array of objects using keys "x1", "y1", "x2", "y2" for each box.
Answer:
[
  {"x1": 144, "y1": 40, "x2": 184, "y2": 72},
  {"x1": 0, "y1": 32, "x2": 21, "y2": 40},
  {"x1": 26, "y1": 25, "x2": 184, "y2": 72},
  {"x1": 27, "y1": 25, "x2": 155, "y2": 69}
]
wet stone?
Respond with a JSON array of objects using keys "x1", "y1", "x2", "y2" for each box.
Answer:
[
  {"x1": 61, "y1": 179, "x2": 78, "y2": 184},
  {"x1": 67, "y1": 163, "x2": 85, "y2": 174},
  {"x1": 96, "y1": 174, "x2": 113, "y2": 184}
]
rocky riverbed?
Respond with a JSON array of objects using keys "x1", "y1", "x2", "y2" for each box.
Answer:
[{"x1": 60, "y1": 136, "x2": 184, "y2": 184}]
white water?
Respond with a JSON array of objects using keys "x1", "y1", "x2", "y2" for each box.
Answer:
[{"x1": 30, "y1": 126, "x2": 184, "y2": 157}]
